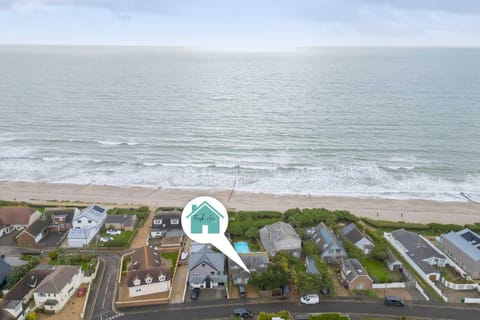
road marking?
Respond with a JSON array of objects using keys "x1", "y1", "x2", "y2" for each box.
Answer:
[{"x1": 102, "y1": 272, "x2": 113, "y2": 309}]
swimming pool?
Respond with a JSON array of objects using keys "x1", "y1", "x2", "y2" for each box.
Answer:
[{"x1": 234, "y1": 241, "x2": 250, "y2": 253}]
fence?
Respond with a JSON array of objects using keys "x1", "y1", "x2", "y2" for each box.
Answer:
[
  {"x1": 372, "y1": 282, "x2": 406, "y2": 289},
  {"x1": 441, "y1": 278, "x2": 478, "y2": 291},
  {"x1": 80, "y1": 258, "x2": 101, "y2": 319},
  {"x1": 463, "y1": 297, "x2": 480, "y2": 304}
]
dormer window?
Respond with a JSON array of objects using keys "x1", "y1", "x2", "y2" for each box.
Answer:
[
  {"x1": 158, "y1": 274, "x2": 166, "y2": 282},
  {"x1": 145, "y1": 275, "x2": 153, "y2": 284},
  {"x1": 170, "y1": 218, "x2": 179, "y2": 225},
  {"x1": 154, "y1": 219, "x2": 162, "y2": 225},
  {"x1": 133, "y1": 277, "x2": 141, "y2": 286}
]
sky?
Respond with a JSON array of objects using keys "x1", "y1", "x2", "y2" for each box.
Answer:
[{"x1": 0, "y1": 0, "x2": 480, "y2": 48}]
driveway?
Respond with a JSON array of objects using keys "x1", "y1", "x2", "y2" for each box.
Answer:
[
  {"x1": 130, "y1": 207, "x2": 155, "y2": 248},
  {"x1": 186, "y1": 287, "x2": 228, "y2": 302},
  {"x1": 0, "y1": 231, "x2": 20, "y2": 246}
]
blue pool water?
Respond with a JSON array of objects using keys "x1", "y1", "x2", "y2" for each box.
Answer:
[{"x1": 234, "y1": 242, "x2": 250, "y2": 253}]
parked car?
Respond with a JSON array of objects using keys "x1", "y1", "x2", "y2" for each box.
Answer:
[
  {"x1": 100, "y1": 236, "x2": 113, "y2": 243},
  {"x1": 106, "y1": 229, "x2": 122, "y2": 235},
  {"x1": 233, "y1": 308, "x2": 253, "y2": 319},
  {"x1": 300, "y1": 294, "x2": 320, "y2": 304},
  {"x1": 190, "y1": 287, "x2": 200, "y2": 300},
  {"x1": 77, "y1": 287, "x2": 86, "y2": 297},
  {"x1": 238, "y1": 284, "x2": 246, "y2": 297},
  {"x1": 384, "y1": 296, "x2": 405, "y2": 307}
]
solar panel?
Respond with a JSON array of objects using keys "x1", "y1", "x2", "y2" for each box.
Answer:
[
  {"x1": 93, "y1": 205, "x2": 105, "y2": 213},
  {"x1": 320, "y1": 229, "x2": 332, "y2": 244}
]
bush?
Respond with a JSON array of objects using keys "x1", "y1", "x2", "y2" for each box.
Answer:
[
  {"x1": 26, "y1": 311, "x2": 37, "y2": 320},
  {"x1": 285, "y1": 208, "x2": 358, "y2": 229},
  {"x1": 343, "y1": 240, "x2": 365, "y2": 260},
  {"x1": 48, "y1": 250, "x2": 58, "y2": 260}
]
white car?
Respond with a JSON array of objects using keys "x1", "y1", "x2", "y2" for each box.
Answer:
[
  {"x1": 300, "y1": 294, "x2": 320, "y2": 304},
  {"x1": 100, "y1": 236, "x2": 114, "y2": 243},
  {"x1": 106, "y1": 229, "x2": 122, "y2": 235}
]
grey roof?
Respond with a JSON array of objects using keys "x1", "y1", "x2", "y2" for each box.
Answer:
[
  {"x1": 306, "y1": 256, "x2": 319, "y2": 274},
  {"x1": 189, "y1": 244, "x2": 225, "y2": 272},
  {"x1": 45, "y1": 207, "x2": 77, "y2": 223},
  {"x1": 261, "y1": 222, "x2": 300, "y2": 242},
  {"x1": 442, "y1": 229, "x2": 480, "y2": 261},
  {"x1": 67, "y1": 228, "x2": 94, "y2": 239},
  {"x1": 342, "y1": 223, "x2": 364, "y2": 244},
  {"x1": 230, "y1": 252, "x2": 270, "y2": 272},
  {"x1": 391, "y1": 229, "x2": 446, "y2": 274},
  {"x1": 105, "y1": 214, "x2": 136, "y2": 227},
  {"x1": 306, "y1": 222, "x2": 343, "y2": 252},
  {"x1": 0, "y1": 257, "x2": 11, "y2": 284},
  {"x1": 35, "y1": 266, "x2": 81, "y2": 294},
  {"x1": 1, "y1": 265, "x2": 54, "y2": 301},
  {"x1": 342, "y1": 258, "x2": 372, "y2": 283},
  {"x1": 3, "y1": 300, "x2": 22, "y2": 310},
  {"x1": 77, "y1": 204, "x2": 107, "y2": 222}
]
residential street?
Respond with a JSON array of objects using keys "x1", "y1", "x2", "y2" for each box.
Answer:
[{"x1": 118, "y1": 298, "x2": 480, "y2": 320}]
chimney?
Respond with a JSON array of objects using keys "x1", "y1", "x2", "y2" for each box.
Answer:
[{"x1": 192, "y1": 204, "x2": 198, "y2": 212}]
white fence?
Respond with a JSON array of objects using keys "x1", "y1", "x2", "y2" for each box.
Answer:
[
  {"x1": 463, "y1": 297, "x2": 480, "y2": 304},
  {"x1": 372, "y1": 282, "x2": 406, "y2": 289},
  {"x1": 441, "y1": 278, "x2": 478, "y2": 291},
  {"x1": 415, "y1": 281, "x2": 430, "y2": 301}
]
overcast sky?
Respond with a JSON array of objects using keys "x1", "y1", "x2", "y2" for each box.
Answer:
[{"x1": 1, "y1": 0, "x2": 479, "y2": 48}]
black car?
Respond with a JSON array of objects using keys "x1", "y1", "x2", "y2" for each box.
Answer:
[
  {"x1": 190, "y1": 288, "x2": 200, "y2": 300},
  {"x1": 233, "y1": 308, "x2": 253, "y2": 319},
  {"x1": 384, "y1": 296, "x2": 405, "y2": 307}
]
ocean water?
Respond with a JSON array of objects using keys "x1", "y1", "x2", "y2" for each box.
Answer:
[{"x1": 0, "y1": 46, "x2": 479, "y2": 201}]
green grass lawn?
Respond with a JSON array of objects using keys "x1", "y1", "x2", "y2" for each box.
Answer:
[
  {"x1": 361, "y1": 258, "x2": 400, "y2": 283},
  {"x1": 95, "y1": 230, "x2": 134, "y2": 248},
  {"x1": 161, "y1": 252, "x2": 179, "y2": 275}
]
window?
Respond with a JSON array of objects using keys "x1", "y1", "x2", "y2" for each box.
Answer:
[
  {"x1": 154, "y1": 219, "x2": 162, "y2": 225},
  {"x1": 88, "y1": 220, "x2": 92, "y2": 223},
  {"x1": 133, "y1": 278, "x2": 141, "y2": 286},
  {"x1": 210, "y1": 272, "x2": 215, "y2": 275},
  {"x1": 159, "y1": 274, "x2": 166, "y2": 282},
  {"x1": 145, "y1": 276, "x2": 153, "y2": 284},
  {"x1": 39, "y1": 293, "x2": 46, "y2": 297},
  {"x1": 135, "y1": 288, "x2": 141, "y2": 293},
  {"x1": 170, "y1": 218, "x2": 179, "y2": 225},
  {"x1": 201, "y1": 263, "x2": 206, "y2": 267},
  {"x1": 193, "y1": 271, "x2": 200, "y2": 276}
]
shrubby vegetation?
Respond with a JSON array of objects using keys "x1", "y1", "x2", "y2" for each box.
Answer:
[
  {"x1": 362, "y1": 218, "x2": 467, "y2": 236},
  {"x1": 284, "y1": 208, "x2": 358, "y2": 229},
  {"x1": 308, "y1": 314, "x2": 350, "y2": 320},
  {"x1": 48, "y1": 249, "x2": 97, "y2": 276},
  {"x1": 5, "y1": 255, "x2": 40, "y2": 289},
  {"x1": 257, "y1": 311, "x2": 292, "y2": 320}
]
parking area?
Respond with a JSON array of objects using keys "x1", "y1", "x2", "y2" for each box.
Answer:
[
  {"x1": 186, "y1": 286, "x2": 228, "y2": 302},
  {"x1": 440, "y1": 285, "x2": 480, "y2": 303},
  {"x1": 0, "y1": 231, "x2": 20, "y2": 246},
  {"x1": 38, "y1": 231, "x2": 66, "y2": 247},
  {"x1": 229, "y1": 284, "x2": 260, "y2": 299},
  {"x1": 372, "y1": 288, "x2": 413, "y2": 301}
]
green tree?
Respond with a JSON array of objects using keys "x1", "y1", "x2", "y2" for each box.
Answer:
[
  {"x1": 370, "y1": 242, "x2": 389, "y2": 262},
  {"x1": 26, "y1": 311, "x2": 37, "y2": 320},
  {"x1": 303, "y1": 240, "x2": 319, "y2": 256},
  {"x1": 343, "y1": 240, "x2": 365, "y2": 260},
  {"x1": 245, "y1": 226, "x2": 258, "y2": 239},
  {"x1": 297, "y1": 271, "x2": 324, "y2": 294},
  {"x1": 48, "y1": 250, "x2": 58, "y2": 260}
]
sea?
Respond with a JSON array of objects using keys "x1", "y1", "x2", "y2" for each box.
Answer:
[{"x1": 0, "y1": 46, "x2": 479, "y2": 201}]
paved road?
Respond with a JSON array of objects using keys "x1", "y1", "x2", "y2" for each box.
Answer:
[
  {"x1": 118, "y1": 298, "x2": 480, "y2": 320},
  {"x1": 85, "y1": 253, "x2": 122, "y2": 320}
]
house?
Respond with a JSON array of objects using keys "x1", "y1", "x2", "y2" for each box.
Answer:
[
  {"x1": 229, "y1": 252, "x2": 270, "y2": 285},
  {"x1": 0, "y1": 265, "x2": 55, "y2": 320},
  {"x1": 105, "y1": 214, "x2": 136, "y2": 231},
  {"x1": 386, "y1": 229, "x2": 449, "y2": 281},
  {"x1": 189, "y1": 244, "x2": 227, "y2": 288},
  {"x1": 186, "y1": 202, "x2": 223, "y2": 234},
  {"x1": 16, "y1": 208, "x2": 78, "y2": 246},
  {"x1": 0, "y1": 256, "x2": 11, "y2": 285},
  {"x1": 150, "y1": 211, "x2": 182, "y2": 238},
  {"x1": 33, "y1": 266, "x2": 83, "y2": 314},
  {"x1": 0, "y1": 207, "x2": 41, "y2": 237},
  {"x1": 67, "y1": 204, "x2": 107, "y2": 247},
  {"x1": 340, "y1": 258, "x2": 373, "y2": 290},
  {"x1": 306, "y1": 222, "x2": 347, "y2": 262},
  {"x1": 126, "y1": 246, "x2": 171, "y2": 297},
  {"x1": 341, "y1": 223, "x2": 375, "y2": 254},
  {"x1": 1, "y1": 300, "x2": 29, "y2": 320},
  {"x1": 259, "y1": 222, "x2": 301, "y2": 257},
  {"x1": 437, "y1": 228, "x2": 480, "y2": 279}
]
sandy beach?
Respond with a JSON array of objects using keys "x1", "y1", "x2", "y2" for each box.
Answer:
[{"x1": 0, "y1": 180, "x2": 479, "y2": 224}]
